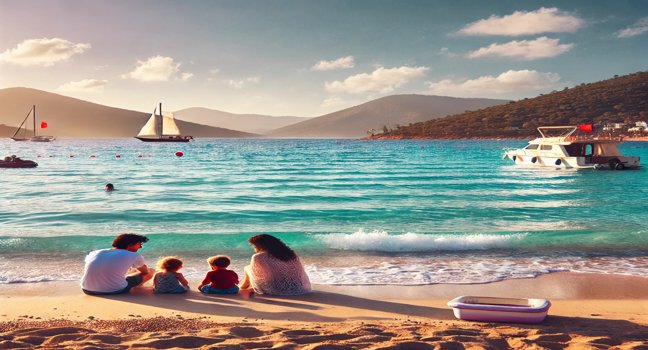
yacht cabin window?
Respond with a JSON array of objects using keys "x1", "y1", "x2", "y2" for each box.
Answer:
[
  {"x1": 525, "y1": 144, "x2": 539, "y2": 150},
  {"x1": 585, "y1": 144, "x2": 593, "y2": 156},
  {"x1": 540, "y1": 145, "x2": 552, "y2": 151},
  {"x1": 563, "y1": 143, "x2": 594, "y2": 157}
]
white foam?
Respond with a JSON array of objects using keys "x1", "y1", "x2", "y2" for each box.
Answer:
[
  {"x1": 2, "y1": 254, "x2": 648, "y2": 286},
  {"x1": 314, "y1": 229, "x2": 526, "y2": 252},
  {"x1": 305, "y1": 256, "x2": 648, "y2": 285}
]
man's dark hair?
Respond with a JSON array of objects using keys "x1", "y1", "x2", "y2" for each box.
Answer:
[
  {"x1": 112, "y1": 234, "x2": 149, "y2": 249},
  {"x1": 248, "y1": 234, "x2": 297, "y2": 262}
]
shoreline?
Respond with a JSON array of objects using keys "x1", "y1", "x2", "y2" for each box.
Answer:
[{"x1": 1, "y1": 272, "x2": 647, "y2": 348}]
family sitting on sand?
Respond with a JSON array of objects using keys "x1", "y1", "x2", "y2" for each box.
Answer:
[{"x1": 80, "y1": 233, "x2": 311, "y2": 296}]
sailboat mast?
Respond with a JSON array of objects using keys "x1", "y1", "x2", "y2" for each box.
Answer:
[
  {"x1": 156, "y1": 102, "x2": 163, "y2": 137},
  {"x1": 33, "y1": 105, "x2": 36, "y2": 137}
]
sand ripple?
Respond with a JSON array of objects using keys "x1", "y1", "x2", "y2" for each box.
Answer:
[{"x1": 0, "y1": 317, "x2": 647, "y2": 349}]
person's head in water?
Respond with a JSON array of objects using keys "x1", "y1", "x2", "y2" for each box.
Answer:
[{"x1": 105, "y1": 183, "x2": 114, "y2": 192}]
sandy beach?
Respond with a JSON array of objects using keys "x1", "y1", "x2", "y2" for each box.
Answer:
[{"x1": 1, "y1": 272, "x2": 647, "y2": 349}]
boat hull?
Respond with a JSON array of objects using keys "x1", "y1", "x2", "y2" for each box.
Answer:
[
  {"x1": 135, "y1": 136, "x2": 192, "y2": 142},
  {"x1": 0, "y1": 160, "x2": 38, "y2": 168},
  {"x1": 504, "y1": 151, "x2": 640, "y2": 169},
  {"x1": 30, "y1": 136, "x2": 56, "y2": 142}
]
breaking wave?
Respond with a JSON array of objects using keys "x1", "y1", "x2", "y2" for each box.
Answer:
[{"x1": 314, "y1": 229, "x2": 527, "y2": 252}]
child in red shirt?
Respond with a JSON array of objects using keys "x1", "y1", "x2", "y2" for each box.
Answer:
[{"x1": 198, "y1": 255, "x2": 239, "y2": 294}]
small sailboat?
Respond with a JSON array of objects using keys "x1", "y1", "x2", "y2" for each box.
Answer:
[
  {"x1": 135, "y1": 103, "x2": 193, "y2": 142},
  {"x1": 11, "y1": 105, "x2": 56, "y2": 142}
]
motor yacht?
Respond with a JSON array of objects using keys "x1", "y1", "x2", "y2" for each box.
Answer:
[{"x1": 503, "y1": 125, "x2": 640, "y2": 170}]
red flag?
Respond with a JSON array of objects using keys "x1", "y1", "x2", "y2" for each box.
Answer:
[
  {"x1": 577, "y1": 123, "x2": 593, "y2": 133},
  {"x1": 40, "y1": 121, "x2": 48, "y2": 129}
]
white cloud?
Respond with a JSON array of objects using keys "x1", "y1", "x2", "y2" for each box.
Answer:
[
  {"x1": 224, "y1": 76, "x2": 261, "y2": 89},
  {"x1": 121, "y1": 55, "x2": 180, "y2": 82},
  {"x1": 466, "y1": 37, "x2": 573, "y2": 60},
  {"x1": 0, "y1": 38, "x2": 90, "y2": 66},
  {"x1": 426, "y1": 70, "x2": 562, "y2": 97},
  {"x1": 180, "y1": 72, "x2": 194, "y2": 81},
  {"x1": 225, "y1": 80, "x2": 244, "y2": 89},
  {"x1": 57, "y1": 79, "x2": 107, "y2": 92},
  {"x1": 456, "y1": 7, "x2": 585, "y2": 36},
  {"x1": 617, "y1": 17, "x2": 648, "y2": 38},
  {"x1": 325, "y1": 66, "x2": 429, "y2": 94},
  {"x1": 310, "y1": 56, "x2": 355, "y2": 71},
  {"x1": 438, "y1": 47, "x2": 459, "y2": 58}
]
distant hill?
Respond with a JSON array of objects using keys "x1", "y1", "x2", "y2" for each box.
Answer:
[
  {"x1": 0, "y1": 124, "x2": 15, "y2": 136},
  {"x1": 371, "y1": 71, "x2": 648, "y2": 139},
  {"x1": 266, "y1": 94, "x2": 509, "y2": 138},
  {"x1": 174, "y1": 107, "x2": 307, "y2": 134},
  {"x1": 0, "y1": 88, "x2": 256, "y2": 138}
]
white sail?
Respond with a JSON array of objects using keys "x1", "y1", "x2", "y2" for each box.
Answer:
[
  {"x1": 137, "y1": 113, "x2": 159, "y2": 137},
  {"x1": 162, "y1": 112, "x2": 181, "y2": 136}
]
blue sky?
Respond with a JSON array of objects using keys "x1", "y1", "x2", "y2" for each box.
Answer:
[{"x1": 1, "y1": 0, "x2": 647, "y2": 117}]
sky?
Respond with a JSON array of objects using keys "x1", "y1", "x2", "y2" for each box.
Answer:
[{"x1": 1, "y1": 0, "x2": 647, "y2": 117}]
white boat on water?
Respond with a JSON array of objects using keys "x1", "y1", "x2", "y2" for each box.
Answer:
[
  {"x1": 503, "y1": 125, "x2": 640, "y2": 170},
  {"x1": 135, "y1": 103, "x2": 193, "y2": 142}
]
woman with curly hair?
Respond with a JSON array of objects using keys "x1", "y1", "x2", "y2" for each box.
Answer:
[{"x1": 239, "y1": 234, "x2": 311, "y2": 295}]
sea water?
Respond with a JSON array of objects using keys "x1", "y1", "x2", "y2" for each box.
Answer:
[{"x1": 0, "y1": 138, "x2": 647, "y2": 285}]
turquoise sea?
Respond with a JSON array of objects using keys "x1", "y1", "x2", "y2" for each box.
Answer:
[{"x1": 1, "y1": 139, "x2": 647, "y2": 285}]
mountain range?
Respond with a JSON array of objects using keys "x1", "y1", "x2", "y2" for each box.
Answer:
[
  {"x1": 0, "y1": 88, "x2": 508, "y2": 139},
  {"x1": 0, "y1": 88, "x2": 254, "y2": 138},
  {"x1": 174, "y1": 108, "x2": 306, "y2": 134},
  {"x1": 267, "y1": 95, "x2": 509, "y2": 138}
]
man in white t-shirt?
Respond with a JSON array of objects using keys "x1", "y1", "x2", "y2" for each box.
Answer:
[{"x1": 81, "y1": 233, "x2": 154, "y2": 295}]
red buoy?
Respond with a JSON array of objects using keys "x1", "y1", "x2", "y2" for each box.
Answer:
[
  {"x1": 175, "y1": 151, "x2": 184, "y2": 157},
  {"x1": 90, "y1": 155, "x2": 96, "y2": 158},
  {"x1": 115, "y1": 154, "x2": 121, "y2": 158}
]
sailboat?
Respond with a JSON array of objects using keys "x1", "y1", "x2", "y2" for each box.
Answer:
[
  {"x1": 11, "y1": 105, "x2": 56, "y2": 142},
  {"x1": 135, "y1": 103, "x2": 193, "y2": 142}
]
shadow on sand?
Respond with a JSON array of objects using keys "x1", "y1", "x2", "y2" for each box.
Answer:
[
  {"x1": 92, "y1": 288, "x2": 648, "y2": 344},
  {"x1": 94, "y1": 288, "x2": 453, "y2": 322}
]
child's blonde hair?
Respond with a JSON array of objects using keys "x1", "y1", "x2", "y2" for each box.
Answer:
[
  {"x1": 206, "y1": 255, "x2": 231, "y2": 268},
  {"x1": 156, "y1": 256, "x2": 183, "y2": 272}
]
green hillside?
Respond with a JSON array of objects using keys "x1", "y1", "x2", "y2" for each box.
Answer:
[{"x1": 371, "y1": 71, "x2": 648, "y2": 139}]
